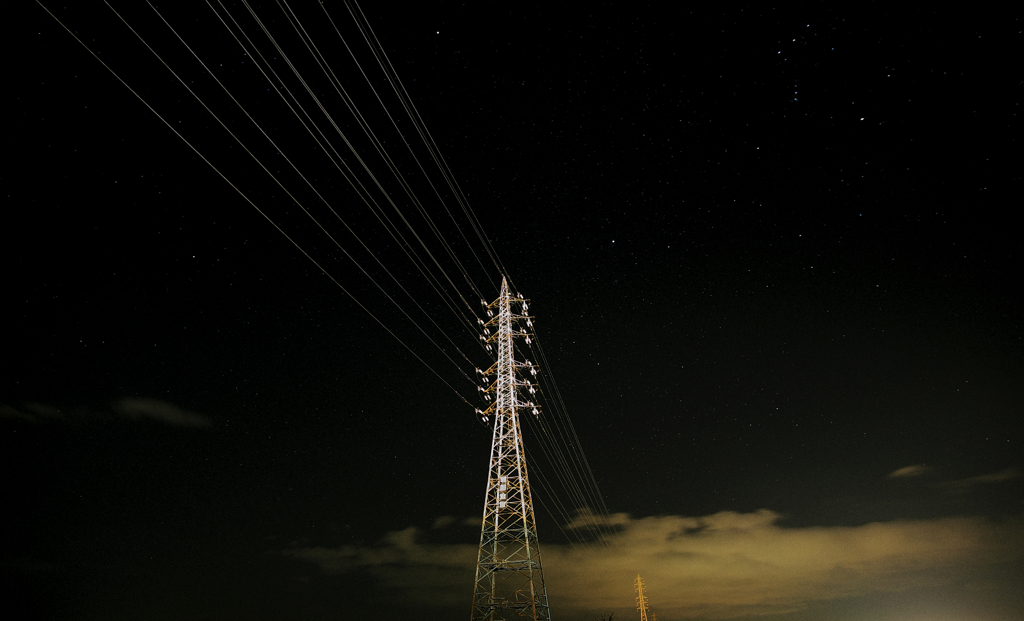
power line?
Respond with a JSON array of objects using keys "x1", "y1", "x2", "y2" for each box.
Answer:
[
  {"x1": 40, "y1": 0, "x2": 616, "y2": 542},
  {"x1": 37, "y1": 0, "x2": 477, "y2": 406}
]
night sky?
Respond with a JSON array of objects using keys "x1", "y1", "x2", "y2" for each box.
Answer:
[{"x1": 7, "y1": 3, "x2": 1022, "y2": 620}]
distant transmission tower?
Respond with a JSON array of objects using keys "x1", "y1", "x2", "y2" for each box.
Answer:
[
  {"x1": 470, "y1": 277, "x2": 551, "y2": 620},
  {"x1": 634, "y1": 575, "x2": 650, "y2": 621}
]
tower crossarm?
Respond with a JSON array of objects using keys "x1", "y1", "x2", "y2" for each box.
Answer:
[
  {"x1": 483, "y1": 312, "x2": 533, "y2": 328},
  {"x1": 477, "y1": 359, "x2": 537, "y2": 381},
  {"x1": 479, "y1": 376, "x2": 536, "y2": 393},
  {"x1": 485, "y1": 291, "x2": 529, "y2": 308},
  {"x1": 484, "y1": 327, "x2": 534, "y2": 344}
]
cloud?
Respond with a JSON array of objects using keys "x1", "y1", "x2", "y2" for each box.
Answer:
[
  {"x1": 934, "y1": 467, "x2": 1022, "y2": 493},
  {"x1": 888, "y1": 464, "x2": 932, "y2": 478},
  {"x1": 546, "y1": 511, "x2": 1024, "y2": 618},
  {"x1": 1, "y1": 398, "x2": 210, "y2": 428},
  {"x1": 0, "y1": 402, "x2": 69, "y2": 423},
  {"x1": 113, "y1": 397, "x2": 211, "y2": 428},
  {"x1": 287, "y1": 526, "x2": 478, "y2": 608},
  {"x1": 288, "y1": 510, "x2": 1024, "y2": 619}
]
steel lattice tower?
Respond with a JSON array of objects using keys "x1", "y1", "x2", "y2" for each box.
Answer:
[
  {"x1": 470, "y1": 277, "x2": 551, "y2": 621},
  {"x1": 635, "y1": 575, "x2": 650, "y2": 621}
]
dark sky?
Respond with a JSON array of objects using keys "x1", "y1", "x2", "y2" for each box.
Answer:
[{"x1": 6, "y1": 3, "x2": 1022, "y2": 620}]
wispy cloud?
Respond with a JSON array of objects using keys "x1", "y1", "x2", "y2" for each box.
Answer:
[
  {"x1": 888, "y1": 464, "x2": 932, "y2": 478},
  {"x1": 0, "y1": 402, "x2": 70, "y2": 422},
  {"x1": 113, "y1": 397, "x2": 210, "y2": 428},
  {"x1": 934, "y1": 467, "x2": 1022, "y2": 493},
  {"x1": 289, "y1": 510, "x2": 1024, "y2": 618},
  {"x1": 1, "y1": 398, "x2": 211, "y2": 428}
]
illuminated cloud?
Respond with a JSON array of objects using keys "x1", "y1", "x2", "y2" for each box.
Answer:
[
  {"x1": 289, "y1": 510, "x2": 1024, "y2": 618},
  {"x1": 547, "y1": 510, "x2": 1024, "y2": 618},
  {"x1": 888, "y1": 464, "x2": 932, "y2": 478}
]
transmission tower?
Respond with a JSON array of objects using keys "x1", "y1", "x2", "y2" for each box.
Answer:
[
  {"x1": 470, "y1": 277, "x2": 551, "y2": 621},
  {"x1": 634, "y1": 575, "x2": 650, "y2": 621}
]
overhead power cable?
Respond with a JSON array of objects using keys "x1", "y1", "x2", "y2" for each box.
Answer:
[
  {"x1": 36, "y1": 0, "x2": 476, "y2": 406},
  {"x1": 337, "y1": 0, "x2": 504, "y2": 291},
  {"x1": 201, "y1": 0, "x2": 490, "y2": 362},
  {"x1": 40, "y1": 0, "x2": 616, "y2": 542},
  {"x1": 224, "y1": 0, "x2": 490, "y2": 351}
]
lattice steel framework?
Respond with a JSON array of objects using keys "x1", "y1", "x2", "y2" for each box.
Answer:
[
  {"x1": 635, "y1": 575, "x2": 650, "y2": 621},
  {"x1": 470, "y1": 277, "x2": 550, "y2": 621}
]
